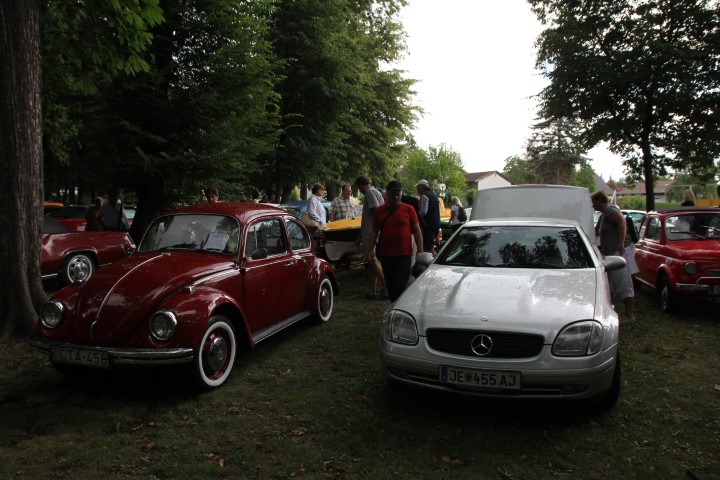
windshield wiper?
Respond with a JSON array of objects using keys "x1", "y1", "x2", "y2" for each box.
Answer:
[
  {"x1": 504, "y1": 262, "x2": 563, "y2": 269},
  {"x1": 157, "y1": 243, "x2": 197, "y2": 251}
]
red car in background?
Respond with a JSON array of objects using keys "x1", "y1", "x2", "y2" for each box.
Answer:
[
  {"x1": 42, "y1": 216, "x2": 135, "y2": 285},
  {"x1": 47, "y1": 204, "x2": 137, "y2": 231},
  {"x1": 46, "y1": 205, "x2": 90, "y2": 231},
  {"x1": 634, "y1": 207, "x2": 720, "y2": 312},
  {"x1": 31, "y1": 202, "x2": 337, "y2": 389}
]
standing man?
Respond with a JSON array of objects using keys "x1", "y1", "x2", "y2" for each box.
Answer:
[
  {"x1": 592, "y1": 191, "x2": 635, "y2": 323},
  {"x1": 85, "y1": 196, "x2": 104, "y2": 231},
  {"x1": 329, "y1": 183, "x2": 356, "y2": 221},
  {"x1": 368, "y1": 180, "x2": 423, "y2": 302},
  {"x1": 307, "y1": 183, "x2": 327, "y2": 229},
  {"x1": 100, "y1": 189, "x2": 128, "y2": 231},
  {"x1": 205, "y1": 187, "x2": 220, "y2": 204},
  {"x1": 354, "y1": 176, "x2": 387, "y2": 300},
  {"x1": 416, "y1": 179, "x2": 440, "y2": 253}
]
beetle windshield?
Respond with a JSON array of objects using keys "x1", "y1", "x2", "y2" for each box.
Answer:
[
  {"x1": 436, "y1": 225, "x2": 594, "y2": 269},
  {"x1": 139, "y1": 214, "x2": 240, "y2": 254}
]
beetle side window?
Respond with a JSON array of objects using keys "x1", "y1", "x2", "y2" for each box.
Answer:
[
  {"x1": 245, "y1": 219, "x2": 287, "y2": 257},
  {"x1": 286, "y1": 218, "x2": 311, "y2": 251}
]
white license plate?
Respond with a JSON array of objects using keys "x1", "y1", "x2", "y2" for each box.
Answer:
[
  {"x1": 709, "y1": 285, "x2": 720, "y2": 296},
  {"x1": 439, "y1": 365, "x2": 521, "y2": 390},
  {"x1": 51, "y1": 347, "x2": 109, "y2": 369}
]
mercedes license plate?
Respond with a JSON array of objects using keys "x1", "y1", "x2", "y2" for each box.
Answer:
[
  {"x1": 51, "y1": 347, "x2": 109, "y2": 369},
  {"x1": 440, "y1": 365, "x2": 521, "y2": 390}
]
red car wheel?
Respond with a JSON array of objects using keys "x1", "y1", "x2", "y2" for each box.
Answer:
[
  {"x1": 194, "y1": 316, "x2": 236, "y2": 388},
  {"x1": 313, "y1": 276, "x2": 334, "y2": 323},
  {"x1": 61, "y1": 253, "x2": 95, "y2": 285}
]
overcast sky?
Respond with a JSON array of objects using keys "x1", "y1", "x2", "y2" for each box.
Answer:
[{"x1": 396, "y1": 0, "x2": 626, "y2": 181}]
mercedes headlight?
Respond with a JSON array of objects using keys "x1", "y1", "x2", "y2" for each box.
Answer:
[
  {"x1": 383, "y1": 309, "x2": 418, "y2": 345},
  {"x1": 150, "y1": 311, "x2": 178, "y2": 341},
  {"x1": 40, "y1": 301, "x2": 64, "y2": 329},
  {"x1": 553, "y1": 321, "x2": 603, "y2": 356}
]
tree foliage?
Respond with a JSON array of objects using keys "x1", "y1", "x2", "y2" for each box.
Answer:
[
  {"x1": 530, "y1": 0, "x2": 720, "y2": 210},
  {"x1": 266, "y1": 0, "x2": 415, "y2": 201},
  {"x1": 403, "y1": 144, "x2": 468, "y2": 201},
  {"x1": 526, "y1": 118, "x2": 587, "y2": 185}
]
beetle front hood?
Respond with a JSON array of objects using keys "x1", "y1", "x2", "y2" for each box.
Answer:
[
  {"x1": 395, "y1": 265, "x2": 599, "y2": 337},
  {"x1": 70, "y1": 252, "x2": 235, "y2": 344}
]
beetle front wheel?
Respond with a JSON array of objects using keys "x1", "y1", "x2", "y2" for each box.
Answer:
[{"x1": 194, "y1": 316, "x2": 236, "y2": 388}]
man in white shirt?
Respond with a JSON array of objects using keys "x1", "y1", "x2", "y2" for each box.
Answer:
[
  {"x1": 354, "y1": 176, "x2": 386, "y2": 300},
  {"x1": 307, "y1": 183, "x2": 327, "y2": 227}
]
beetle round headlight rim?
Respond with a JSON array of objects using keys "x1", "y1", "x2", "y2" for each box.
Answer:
[
  {"x1": 40, "y1": 300, "x2": 64, "y2": 329},
  {"x1": 150, "y1": 310, "x2": 178, "y2": 341}
]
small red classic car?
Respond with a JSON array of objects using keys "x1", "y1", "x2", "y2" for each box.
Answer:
[
  {"x1": 42, "y1": 216, "x2": 135, "y2": 285},
  {"x1": 634, "y1": 206, "x2": 720, "y2": 312},
  {"x1": 30, "y1": 202, "x2": 338, "y2": 388}
]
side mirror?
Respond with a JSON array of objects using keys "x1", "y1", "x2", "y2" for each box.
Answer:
[
  {"x1": 602, "y1": 255, "x2": 626, "y2": 272},
  {"x1": 412, "y1": 251, "x2": 434, "y2": 277},
  {"x1": 250, "y1": 248, "x2": 268, "y2": 260}
]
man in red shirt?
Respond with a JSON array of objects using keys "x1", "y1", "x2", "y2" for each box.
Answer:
[{"x1": 368, "y1": 180, "x2": 424, "y2": 301}]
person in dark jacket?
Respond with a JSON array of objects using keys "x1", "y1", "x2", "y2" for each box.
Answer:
[{"x1": 415, "y1": 179, "x2": 440, "y2": 253}]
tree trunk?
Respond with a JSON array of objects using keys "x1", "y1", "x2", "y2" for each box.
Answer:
[
  {"x1": 0, "y1": 0, "x2": 45, "y2": 338},
  {"x1": 641, "y1": 142, "x2": 655, "y2": 212}
]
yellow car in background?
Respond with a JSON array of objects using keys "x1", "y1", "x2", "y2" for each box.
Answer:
[{"x1": 322, "y1": 198, "x2": 450, "y2": 265}]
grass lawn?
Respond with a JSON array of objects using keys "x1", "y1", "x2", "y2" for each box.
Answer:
[{"x1": 1, "y1": 269, "x2": 718, "y2": 479}]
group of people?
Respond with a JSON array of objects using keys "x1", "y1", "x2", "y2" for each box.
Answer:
[
  {"x1": 84, "y1": 190, "x2": 129, "y2": 232},
  {"x1": 351, "y1": 176, "x2": 450, "y2": 302}
]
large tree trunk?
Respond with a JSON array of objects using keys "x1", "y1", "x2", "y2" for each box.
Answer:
[{"x1": 0, "y1": 0, "x2": 45, "y2": 338}]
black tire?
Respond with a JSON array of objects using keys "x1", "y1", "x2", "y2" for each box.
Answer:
[
  {"x1": 313, "y1": 276, "x2": 334, "y2": 323},
  {"x1": 658, "y1": 274, "x2": 677, "y2": 313},
  {"x1": 61, "y1": 252, "x2": 95, "y2": 285},
  {"x1": 193, "y1": 315, "x2": 236, "y2": 389},
  {"x1": 595, "y1": 350, "x2": 621, "y2": 410}
]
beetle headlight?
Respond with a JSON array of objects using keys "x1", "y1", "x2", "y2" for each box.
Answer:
[
  {"x1": 553, "y1": 321, "x2": 603, "y2": 356},
  {"x1": 40, "y1": 301, "x2": 64, "y2": 329},
  {"x1": 150, "y1": 311, "x2": 178, "y2": 341},
  {"x1": 684, "y1": 262, "x2": 698, "y2": 275},
  {"x1": 383, "y1": 310, "x2": 418, "y2": 345}
]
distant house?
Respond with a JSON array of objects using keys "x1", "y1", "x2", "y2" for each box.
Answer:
[
  {"x1": 614, "y1": 179, "x2": 673, "y2": 203},
  {"x1": 464, "y1": 171, "x2": 514, "y2": 190}
]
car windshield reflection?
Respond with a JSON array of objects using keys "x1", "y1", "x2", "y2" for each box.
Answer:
[
  {"x1": 139, "y1": 214, "x2": 240, "y2": 254},
  {"x1": 436, "y1": 225, "x2": 594, "y2": 269}
]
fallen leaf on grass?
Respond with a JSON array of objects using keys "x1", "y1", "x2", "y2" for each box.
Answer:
[{"x1": 227, "y1": 407, "x2": 242, "y2": 413}]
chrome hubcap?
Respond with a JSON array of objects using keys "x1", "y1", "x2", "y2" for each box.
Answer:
[{"x1": 206, "y1": 336, "x2": 228, "y2": 371}]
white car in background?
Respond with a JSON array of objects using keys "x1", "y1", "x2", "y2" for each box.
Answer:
[{"x1": 379, "y1": 186, "x2": 626, "y2": 407}]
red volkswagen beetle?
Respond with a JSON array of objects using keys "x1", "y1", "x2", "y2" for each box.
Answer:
[
  {"x1": 634, "y1": 206, "x2": 720, "y2": 312},
  {"x1": 30, "y1": 202, "x2": 338, "y2": 388}
]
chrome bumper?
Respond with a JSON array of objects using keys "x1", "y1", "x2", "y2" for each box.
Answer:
[{"x1": 28, "y1": 335, "x2": 194, "y2": 366}]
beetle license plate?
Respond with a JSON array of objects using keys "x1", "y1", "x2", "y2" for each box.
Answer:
[
  {"x1": 51, "y1": 347, "x2": 109, "y2": 369},
  {"x1": 440, "y1": 365, "x2": 521, "y2": 390}
]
